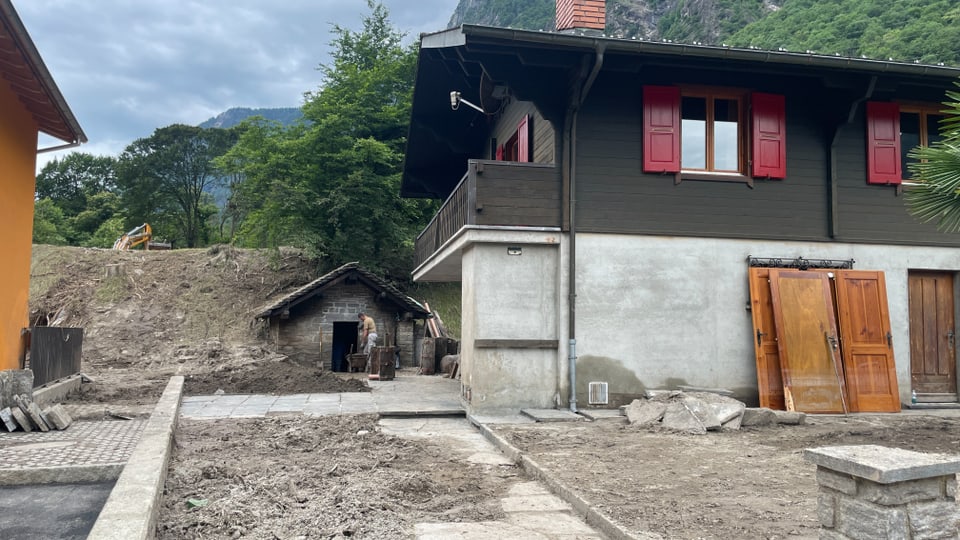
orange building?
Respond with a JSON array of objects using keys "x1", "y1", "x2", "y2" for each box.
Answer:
[{"x1": 0, "y1": 1, "x2": 86, "y2": 370}]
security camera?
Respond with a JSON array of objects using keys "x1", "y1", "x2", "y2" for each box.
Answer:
[{"x1": 449, "y1": 90, "x2": 485, "y2": 113}]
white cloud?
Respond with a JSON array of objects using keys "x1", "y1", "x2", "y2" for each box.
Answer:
[{"x1": 15, "y1": 0, "x2": 460, "y2": 163}]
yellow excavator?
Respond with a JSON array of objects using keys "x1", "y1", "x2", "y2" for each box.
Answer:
[{"x1": 112, "y1": 223, "x2": 169, "y2": 250}]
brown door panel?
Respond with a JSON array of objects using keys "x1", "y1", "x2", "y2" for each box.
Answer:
[
  {"x1": 748, "y1": 268, "x2": 785, "y2": 410},
  {"x1": 834, "y1": 271, "x2": 900, "y2": 412},
  {"x1": 769, "y1": 269, "x2": 847, "y2": 414}
]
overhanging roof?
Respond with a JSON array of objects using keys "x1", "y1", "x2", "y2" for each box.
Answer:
[
  {"x1": 0, "y1": 0, "x2": 86, "y2": 145},
  {"x1": 255, "y1": 262, "x2": 430, "y2": 319},
  {"x1": 401, "y1": 24, "x2": 960, "y2": 199}
]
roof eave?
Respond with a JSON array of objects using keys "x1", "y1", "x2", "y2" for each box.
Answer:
[{"x1": 0, "y1": 0, "x2": 86, "y2": 145}]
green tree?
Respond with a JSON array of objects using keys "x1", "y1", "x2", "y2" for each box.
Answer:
[
  {"x1": 32, "y1": 198, "x2": 71, "y2": 245},
  {"x1": 905, "y1": 83, "x2": 960, "y2": 232},
  {"x1": 116, "y1": 124, "x2": 237, "y2": 248},
  {"x1": 35, "y1": 153, "x2": 120, "y2": 245},
  {"x1": 35, "y1": 153, "x2": 117, "y2": 215},
  {"x1": 224, "y1": 1, "x2": 435, "y2": 280}
]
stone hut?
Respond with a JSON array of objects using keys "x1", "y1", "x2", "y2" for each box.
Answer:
[{"x1": 255, "y1": 262, "x2": 430, "y2": 371}]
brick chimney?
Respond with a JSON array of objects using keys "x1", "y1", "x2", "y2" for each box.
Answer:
[{"x1": 556, "y1": 0, "x2": 605, "y2": 34}]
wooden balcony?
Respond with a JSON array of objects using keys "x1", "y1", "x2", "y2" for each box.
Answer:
[{"x1": 414, "y1": 160, "x2": 561, "y2": 270}]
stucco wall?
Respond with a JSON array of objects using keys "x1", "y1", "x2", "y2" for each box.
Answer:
[
  {"x1": 460, "y1": 242, "x2": 560, "y2": 411},
  {"x1": 0, "y1": 78, "x2": 39, "y2": 370},
  {"x1": 572, "y1": 233, "x2": 960, "y2": 407}
]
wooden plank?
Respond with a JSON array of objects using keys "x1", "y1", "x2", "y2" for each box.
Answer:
[
  {"x1": 474, "y1": 339, "x2": 559, "y2": 349},
  {"x1": 769, "y1": 269, "x2": 847, "y2": 413},
  {"x1": 748, "y1": 268, "x2": 785, "y2": 410},
  {"x1": 834, "y1": 270, "x2": 901, "y2": 412}
]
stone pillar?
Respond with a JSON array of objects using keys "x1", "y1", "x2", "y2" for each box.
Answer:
[{"x1": 804, "y1": 445, "x2": 960, "y2": 539}]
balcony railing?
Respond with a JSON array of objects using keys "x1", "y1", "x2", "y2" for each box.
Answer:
[{"x1": 414, "y1": 160, "x2": 561, "y2": 269}]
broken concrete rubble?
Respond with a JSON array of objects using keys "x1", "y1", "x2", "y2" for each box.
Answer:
[
  {"x1": 625, "y1": 391, "x2": 745, "y2": 434},
  {"x1": 622, "y1": 391, "x2": 804, "y2": 434},
  {"x1": 624, "y1": 400, "x2": 667, "y2": 426}
]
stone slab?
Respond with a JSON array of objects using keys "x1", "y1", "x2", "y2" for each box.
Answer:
[
  {"x1": 0, "y1": 370, "x2": 33, "y2": 409},
  {"x1": 43, "y1": 404, "x2": 74, "y2": 430},
  {"x1": 712, "y1": 403, "x2": 745, "y2": 424},
  {"x1": 804, "y1": 445, "x2": 960, "y2": 484},
  {"x1": 577, "y1": 408, "x2": 624, "y2": 421},
  {"x1": 773, "y1": 410, "x2": 806, "y2": 425},
  {"x1": 661, "y1": 401, "x2": 707, "y2": 434},
  {"x1": 520, "y1": 408, "x2": 583, "y2": 423},
  {"x1": 27, "y1": 401, "x2": 51, "y2": 432},
  {"x1": 10, "y1": 405, "x2": 32, "y2": 431},
  {"x1": 0, "y1": 407, "x2": 17, "y2": 431},
  {"x1": 722, "y1": 412, "x2": 743, "y2": 430},
  {"x1": 676, "y1": 385, "x2": 734, "y2": 396},
  {"x1": 624, "y1": 400, "x2": 667, "y2": 426},
  {"x1": 742, "y1": 407, "x2": 777, "y2": 426}
]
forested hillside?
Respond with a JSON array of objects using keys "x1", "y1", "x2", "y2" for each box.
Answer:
[
  {"x1": 199, "y1": 107, "x2": 303, "y2": 129},
  {"x1": 448, "y1": 0, "x2": 960, "y2": 66},
  {"x1": 728, "y1": 0, "x2": 960, "y2": 65}
]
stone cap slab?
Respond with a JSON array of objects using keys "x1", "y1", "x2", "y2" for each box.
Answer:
[
  {"x1": 804, "y1": 445, "x2": 960, "y2": 484},
  {"x1": 520, "y1": 408, "x2": 584, "y2": 422}
]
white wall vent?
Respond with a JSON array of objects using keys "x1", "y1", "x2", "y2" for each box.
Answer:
[{"x1": 588, "y1": 381, "x2": 609, "y2": 405}]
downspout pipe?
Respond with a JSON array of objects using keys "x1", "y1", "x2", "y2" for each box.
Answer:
[
  {"x1": 828, "y1": 76, "x2": 876, "y2": 238},
  {"x1": 567, "y1": 43, "x2": 605, "y2": 413}
]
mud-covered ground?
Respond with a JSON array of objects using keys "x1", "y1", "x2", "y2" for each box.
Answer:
[
  {"x1": 493, "y1": 412, "x2": 960, "y2": 539},
  {"x1": 158, "y1": 415, "x2": 517, "y2": 540}
]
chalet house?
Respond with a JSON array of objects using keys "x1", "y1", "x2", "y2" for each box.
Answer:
[
  {"x1": 403, "y1": 0, "x2": 960, "y2": 413},
  {"x1": 0, "y1": 1, "x2": 85, "y2": 370},
  {"x1": 255, "y1": 262, "x2": 430, "y2": 371}
]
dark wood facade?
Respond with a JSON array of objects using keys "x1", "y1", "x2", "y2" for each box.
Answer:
[
  {"x1": 415, "y1": 160, "x2": 561, "y2": 268},
  {"x1": 405, "y1": 26, "x2": 960, "y2": 259}
]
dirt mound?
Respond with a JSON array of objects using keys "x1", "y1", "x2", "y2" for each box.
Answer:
[
  {"x1": 30, "y1": 245, "x2": 321, "y2": 397},
  {"x1": 183, "y1": 358, "x2": 370, "y2": 395}
]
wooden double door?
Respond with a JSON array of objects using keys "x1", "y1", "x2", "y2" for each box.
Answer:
[
  {"x1": 909, "y1": 272, "x2": 957, "y2": 400},
  {"x1": 749, "y1": 268, "x2": 900, "y2": 413}
]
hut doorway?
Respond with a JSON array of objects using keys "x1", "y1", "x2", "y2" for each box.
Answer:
[{"x1": 331, "y1": 321, "x2": 359, "y2": 372}]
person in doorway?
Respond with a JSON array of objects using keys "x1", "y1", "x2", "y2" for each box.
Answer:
[{"x1": 358, "y1": 312, "x2": 378, "y2": 356}]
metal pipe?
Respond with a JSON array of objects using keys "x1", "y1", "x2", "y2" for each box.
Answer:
[
  {"x1": 567, "y1": 44, "x2": 605, "y2": 413},
  {"x1": 829, "y1": 76, "x2": 876, "y2": 237},
  {"x1": 37, "y1": 140, "x2": 82, "y2": 154}
]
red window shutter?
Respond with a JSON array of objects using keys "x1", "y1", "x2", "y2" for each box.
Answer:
[
  {"x1": 517, "y1": 115, "x2": 530, "y2": 162},
  {"x1": 495, "y1": 144, "x2": 504, "y2": 161},
  {"x1": 751, "y1": 92, "x2": 787, "y2": 179},
  {"x1": 642, "y1": 85, "x2": 680, "y2": 173},
  {"x1": 866, "y1": 102, "x2": 902, "y2": 185}
]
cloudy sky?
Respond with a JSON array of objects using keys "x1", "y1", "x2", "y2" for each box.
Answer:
[{"x1": 15, "y1": 0, "x2": 460, "y2": 166}]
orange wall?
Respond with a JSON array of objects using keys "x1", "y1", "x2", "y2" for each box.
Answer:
[{"x1": 0, "y1": 77, "x2": 39, "y2": 371}]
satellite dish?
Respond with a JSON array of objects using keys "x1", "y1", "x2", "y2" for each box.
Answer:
[{"x1": 479, "y1": 73, "x2": 507, "y2": 115}]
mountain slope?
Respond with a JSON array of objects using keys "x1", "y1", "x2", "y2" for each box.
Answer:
[
  {"x1": 447, "y1": 0, "x2": 784, "y2": 45},
  {"x1": 447, "y1": 0, "x2": 959, "y2": 66},
  {"x1": 199, "y1": 107, "x2": 303, "y2": 129}
]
